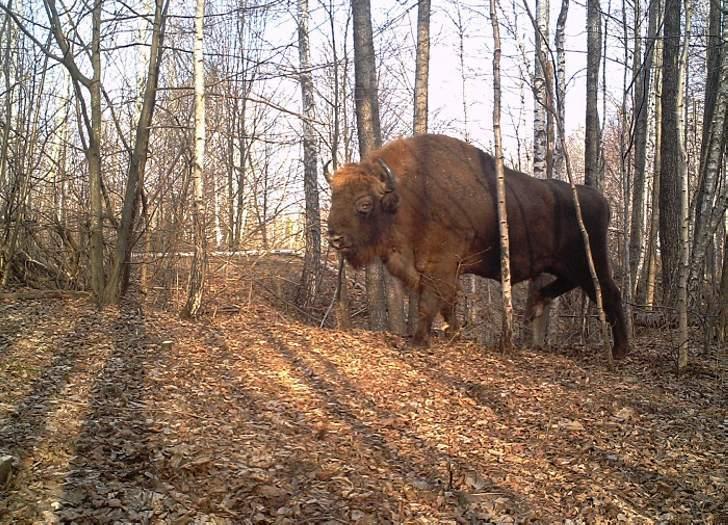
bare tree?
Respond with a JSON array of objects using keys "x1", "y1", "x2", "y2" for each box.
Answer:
[
  {"x1": 642, "y1": 7, "x2": 663, "y2": 307},
  {"x1": 676, "y1": 0, "x2": 693, "y2": 371},
  {"x1": 692, "y1": 0, "x2": 728, "y2": 284},
  {"x1": 103, "y1": 0, "x2": 169, "y2": 303},
  {"x1": 719, "y1": 231, "x2": 728, "y2": 343},
  {"x1": 585, "y1": 0, "x2": 602, "y2": 188},
  {"x1": 529, "y1": 0, "x2": 557, "y2": 348},
  {"x1": 552, "y1": 0, "x2": 569, "y2": 180},
  {"x1": 629, "y1": 0, "x2": 660, "y2": 292},
  {"x1": 351, "y1": 0, "x2": 405, "y2": 333},
  {"x1": 525, "y1": 0, "x2": 615, "y2": 368},
  {"x1": 413, "y1": 0, "x2": 430, "y2": 136},
  {"x1": 296, "y1": 0, "x2": 321, "y2": 309},
  {"x1": 533, "y1": 0, "x2": 550, "y2": 180},
  {"x1": 490, "y1": 0, "x2": 514, "y2": 350},
  {"x1": 182, "y1": 0, "x2": 208, "y2": 318},
  {"x1": 659, "y1": 0, "x2": 683, "y2": 303},
  {"x1": 409, "y1": 0, "x2": 430, "y2": 335}
]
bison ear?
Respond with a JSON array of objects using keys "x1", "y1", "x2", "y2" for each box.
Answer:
[{"x1": 381, "y1": 191, "x2": 399, "y2": 213}]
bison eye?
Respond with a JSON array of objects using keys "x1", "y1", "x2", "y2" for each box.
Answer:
[{"x1": 356, "y1": 197, "x2": 373, "y2": 215}]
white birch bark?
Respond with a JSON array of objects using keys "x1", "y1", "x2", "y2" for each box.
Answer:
[
  {"x1": 676, "y1": 0, "x2": 692, "y2": 371},
  {"x1": 490, "y1": 0, "x2": 514, "y2": 350},
  {"x1": 182, "y1": 0, "x2": 208, "y2": 318}
]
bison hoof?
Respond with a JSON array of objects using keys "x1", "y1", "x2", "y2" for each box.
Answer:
[{"x1": 409, "y1": 335, "x2": 431, "y2": 348}]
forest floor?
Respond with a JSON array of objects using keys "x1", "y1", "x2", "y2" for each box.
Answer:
[{"x1": 0, "y1": 263, "x2": 726, "y2": 524}]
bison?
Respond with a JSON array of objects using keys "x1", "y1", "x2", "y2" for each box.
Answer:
[{"x1": 326, "y1": 134, "x2": 629, "y2": 359}]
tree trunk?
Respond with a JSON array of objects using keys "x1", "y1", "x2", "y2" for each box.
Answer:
[
  {"x1": 351, "y1": 0, "x2": 398, "y2": 332},
  {"x1": 103, "y1": 0, "x2": 168, "y2": 304},
  {"x1": 491, "y1": 0, "x2": 514, "y2": 350},
  {"x1": 676, "y1": 0, "x2": 692, "y2": 372},
  {"x1": 529, "y1": 0, "x2": 555, "y2": 348},
  {"x1": 585, "y1": 0, "x2": 602, "y2": 188},
  {"x1": 552, "y1": 0, "x2": 568, "y2": 180},
  {"x1": 691, "y1": 0, "x2": 728, "y2": 283},
  {"x1": 409, "y1": 0, "x2": 430, "y2": 335},
  {"x1": 718, "y1": 231, "x2": 728, "y2": 343},
  {"x1": 88, "y1": 0, "x2": 105, "y2": 301},
  {"x1": 182, "y1": 0, "x2": 207, "y2": 319},
  {"x1": 533, "y1": 0, "x2": 549, "y2": 180},
  {"x1": 659, "y1": 0, "x2": 682, "y2": 305},
  {"x1": 413, "y1": 0, "x2": 430, "y2": 135},
  {"x1": 641, "y1": 5, "x2": 663, "y2": 307},
  {"x1": 530, "y1": 0, "x2": 614, "y2": 367},
  {"x1": 629, "y1": 0, "x2": 659, "y2": 293},
  {"x1": 296, "y1": 0, "x2": 321, "y2": 310},
  {"x1": 325, "y1": 1, "x2": 352, "y2": 330}
]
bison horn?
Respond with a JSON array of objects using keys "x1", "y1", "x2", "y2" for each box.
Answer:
[
  {"x1": 323, "y1": 159, "x2": 334, "y2": 184},
  {"x1": 377, "y1": 159, "x2": 396, "y2": 191}
]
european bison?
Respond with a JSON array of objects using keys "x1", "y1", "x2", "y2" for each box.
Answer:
[{"x1": 326, "y1": 134, "x2": 629, "y2": 359}]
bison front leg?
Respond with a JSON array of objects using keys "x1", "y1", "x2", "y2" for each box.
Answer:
[
  {"x1": 412, "y1": 269, "x2": 458, "y2": 347},
  {"x1": 441, "y1": 301, "x2": 460, "y2": 341},
  {"x1": 411, "y1": 286, "x2": 440, "y2": 347}
]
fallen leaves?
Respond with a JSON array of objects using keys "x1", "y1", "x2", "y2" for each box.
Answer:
[{"x1": 0, "y1": 291, "x2": 725, "y2": 524}]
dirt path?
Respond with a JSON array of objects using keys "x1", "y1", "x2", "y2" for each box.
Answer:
[{"x1": 0, "y1": 297, "x2": 725, "y2": 524}]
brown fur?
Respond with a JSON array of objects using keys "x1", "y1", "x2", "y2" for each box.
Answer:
[{"x1": 327, "y1": 134, "x2": 629, "y2": 358}]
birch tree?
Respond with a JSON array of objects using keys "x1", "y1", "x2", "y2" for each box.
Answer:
[
  {"x1": 182, "y1": 0, "x2": 208, "y2": 318},
  {"x1": 629, "y1": 0, "x2": 659, "y2": 292},
  {"x1": 296, "y1": 0, "x2": 321, "y2": 309},
  {"x1": 675, "y1": 0, "x2": 692, "y2": 372},
  {"x1": 409, "y1": 0, "x2": 430, "y2": 335},
  {"x1": 533, "y1": 0, "x2": 550, "y2": 180},
  {"x1": 490, "y1": 0, "x2": 514, "y2": 350},
  {"x1": 692, "y1": 0, "x2": 728, "y2": 284},
  {"x1": 525, "y1": 0, "x2": 615, "y2": 368},
  {"x1": 552, "y1": 0, "x2": 568, "y2": 180},
  {"x1": 529, "y1": 0, "x2": 557, "y2": 348},
  {"x1": 642, "y1": 13, "x2": 663, "y2": 307}
]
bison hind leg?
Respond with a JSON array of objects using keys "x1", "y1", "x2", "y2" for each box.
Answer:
[
  {"x1": 525, "y1": 276, "x2": 576, "y2": 322},
  {"x1": 526, "y1": 276, "x2": 577, "y2": 348}
]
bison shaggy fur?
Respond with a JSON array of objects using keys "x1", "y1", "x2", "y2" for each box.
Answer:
[{"x1": 327, "y1": 134, "x2": 629, "y2": 359}]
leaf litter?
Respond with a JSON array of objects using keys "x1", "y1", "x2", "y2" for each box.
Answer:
[{"x1": 0, "y1": 292, "x2": 725, "y2": 524}]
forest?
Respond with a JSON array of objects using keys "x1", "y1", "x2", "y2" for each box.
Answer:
[{"x1": 0, "y1": 0, "x2": 726, "y2": 522}]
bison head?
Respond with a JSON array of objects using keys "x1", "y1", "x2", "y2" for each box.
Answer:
[{"x1": 327, "y1": 159, "x2": 400, "y2": 269}]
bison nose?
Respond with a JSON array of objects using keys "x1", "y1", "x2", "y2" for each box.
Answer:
[{"x1": 328, "y1": 233, "x2": 346, "y2": 250}]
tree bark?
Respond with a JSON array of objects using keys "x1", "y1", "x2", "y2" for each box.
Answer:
[
  {"x1": 351, "y1": 0, "x2": 401, "y2": 332},
  {"x1": 182, "y1": 0, "x2": 208, "y2": 319},
  {"x1": 718, "y1": 231, "x2": 728, "y2": 343},
  {"x1": 409, "y1": 0, "x2": 430, "y2": 335},
  {"x1": 691, "y1": 0, "x2": 728, "y2": 283},
  {"x1": 533, "y1": 0, "x2": 549, "y2": 180},
  {"x1": 629, "y1": 0, "x2": 659, "y2": 293},
  {"x1": 296, "y1": 0, "x2": 321, "y2": 310},
  {"x1": 676, "y1": 0, "x2": 693, "y2": 372},
  {"x1": 585, "y1": 0, "x2": 602, "y2": 188},
  {"x1": 103, "y1": 0, "x2": 168, "y2": 303},
  {"x1": 659, "y1": 0, "x2": 683, "y2": 304},
  {"x1": 552, "y1": 0, "x2": 568, "y2": 180},
  {"x1": 490, "y1": 0, "x2": 514, "y2": 350},
  {"x1": 638, "y1": 2, "x2": 663, "y2": 307},
  {"x1": 529, "y1": 0, "x2": 556, "y2": 347},
  {"x1": 88, "y1": 0, "x2": 105, "y2": 301},
  {"x1": 413, "y1": 0, "x2": 430, "y2": 135}
]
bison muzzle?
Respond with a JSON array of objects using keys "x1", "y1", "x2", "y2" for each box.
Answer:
[{"x1": 327, "y1": 134, "x2": 629, "y2": 359}]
